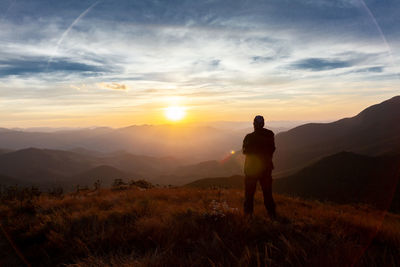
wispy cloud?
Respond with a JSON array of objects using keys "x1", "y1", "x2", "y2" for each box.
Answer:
[
  {"x1": 292, "y1": 58, "x2": 352, "y2": 71},
  {"x1": 97, "y1": 82, "x2": 127, "y2": 90},
  {"x1": 0, "y1": 57, "x2": 106, "y2": 76}
]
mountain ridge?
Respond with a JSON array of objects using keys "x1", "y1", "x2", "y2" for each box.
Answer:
[{"x1": 274, "y1": 95, "x2": 400, "y2": 173}]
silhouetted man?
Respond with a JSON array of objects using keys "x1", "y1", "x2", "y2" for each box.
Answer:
[{"x1": 242, "y1": 115, "x2": 276, "y2": 218}]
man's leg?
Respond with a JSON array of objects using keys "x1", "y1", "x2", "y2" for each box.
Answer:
[
  {"x1": 259, "y1": 169, "x2": 276, "y2": 218},
  {"x1": 244, "y1": 176, "x2": 257, "y2": 215}
]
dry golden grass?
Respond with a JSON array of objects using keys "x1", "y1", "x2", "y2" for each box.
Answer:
[{"x1": 1, "y1": 187, "x2": 399, "y2": 266}]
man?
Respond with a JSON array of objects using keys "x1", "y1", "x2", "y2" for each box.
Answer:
[{"x1": 242, "y1": 115, "x2": 276, "y2": 218}]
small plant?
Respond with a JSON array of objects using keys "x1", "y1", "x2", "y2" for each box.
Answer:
[
  {"x1": 93, "y1": 179, "x2": 101, "y2": 190},
  {"x1": 0, "y1": 185, "x2": 42, "y2": 201},
  {"x1": 112, "y1": 179, "x2": 129, "y2": 190},
  {"x1": 129, "y1": 179, "x2": 154, "y2": 189},
  {"x1": 203, "y1": 199, "x2": 239, "y2": 220},
  {"x1": 48, "y1": 186, "x2": 64, "y2": 198}
]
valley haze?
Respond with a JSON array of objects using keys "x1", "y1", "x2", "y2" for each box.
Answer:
[{"x1": 0, "y1": 96, "x2": 399, "y2": 193}]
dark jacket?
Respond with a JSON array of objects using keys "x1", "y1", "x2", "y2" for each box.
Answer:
[{"x1": 242, "y1": 128, "x2": 275, "y2": 177}]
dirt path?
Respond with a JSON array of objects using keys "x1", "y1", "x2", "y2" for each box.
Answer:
[{"x1": 0, "y1": 223, "x2": 29, "y2": 267}]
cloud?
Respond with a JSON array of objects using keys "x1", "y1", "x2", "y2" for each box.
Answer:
[
  {"x1": 291, "y1": 58, "x2": 352, "y2": 71},
  {"x1": 97, "y1": 82, "x2": 127, "y2": 90},
  {"x1": 354, "y1": 66, "x2": 384, "y2": 73},
  {"x1": 70, "y1": 84, "x2": 89, "y2": 91},
  {"x1": 0, "y1": 57, "x2": 106, "y2": 77},
  {"x1": 251, "y1": 56, "x2": 274, "y2": 63}
]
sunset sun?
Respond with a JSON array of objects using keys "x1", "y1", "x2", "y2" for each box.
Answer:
[{"x1": 165, "y1": 106, "x2": 186, "y2": 121}]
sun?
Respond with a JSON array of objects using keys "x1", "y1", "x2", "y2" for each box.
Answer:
[{"x1": 165, "y1": 106, "x2": 186, "y2": 121}]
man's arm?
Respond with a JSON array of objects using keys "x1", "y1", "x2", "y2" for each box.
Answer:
[
  {"x1": 271, "y1": 132, "x2": 276, "y2": 154},
  {"x1": 263, "y1": 131, "x2": 275, "y2": 156},
  {"x1": 242, "y1": 135, "x2": 249, "y2": 154}
]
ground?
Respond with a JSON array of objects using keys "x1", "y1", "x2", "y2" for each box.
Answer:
[{"x1": 0, "y1": 187, "x2": 399, "y2": 266}]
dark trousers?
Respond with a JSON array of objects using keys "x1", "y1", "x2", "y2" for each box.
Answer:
[{"x1": 244, "y1": 169, "x2": 276, "y2": 217}]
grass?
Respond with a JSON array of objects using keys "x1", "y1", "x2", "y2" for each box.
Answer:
[{"x1": 1, "y1": 186, "x2": 399, "y2": 266}]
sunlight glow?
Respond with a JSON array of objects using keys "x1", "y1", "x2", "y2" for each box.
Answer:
[{"x1": 165, "y1": 106, "x2": 186, "y2": 121}]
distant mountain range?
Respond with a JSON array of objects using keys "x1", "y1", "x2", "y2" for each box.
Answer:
[
  {"x1": 0, "y1": 95, "x2": 399, "y2": 202},
  {"x1": 0, "y1": 124, "x2": 245, "y2": 163},
  {"x1": 0, "y1": 147, "x2": 241, "y2": 189}
]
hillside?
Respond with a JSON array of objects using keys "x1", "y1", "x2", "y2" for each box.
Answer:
[
  {"x1": 99, "y1": 151, "x2": 181, "y2": 179},
  {"x1": 274, "y1": 95, "x2": 400, "y2": 174},
  {"x1": 162, "y1": 154, "x2": 243, "y2": 185},
  {"x1": 186, "y1": 152, "x2": 400, "y2": 212},
  {"x1": 0, "y1": 148, "x2": 96, "y2": 186},
  {"x1": 0, "y1": 149, "x2": 13, "y2": 155},
  {"x1": 274, "y1": 152, "x2": 400, "y2": 212},
  {"x1": 0, "y1": 187, "x2": 399, "y2": 266},
  {"x1": 0, "y1": 149, "x2": 145, "y2": 189},
  {"x1": 0, "y1": 174, "x2": 22, "y2": 187}
]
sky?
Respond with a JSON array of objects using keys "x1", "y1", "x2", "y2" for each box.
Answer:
[{"x1": 0, "y1": 0, "x2": 399, "y2": 127}]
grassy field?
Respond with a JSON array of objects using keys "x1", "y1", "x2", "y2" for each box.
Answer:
[{"x1": 0, "y1": 186, "x2": 399, "y2": 266}]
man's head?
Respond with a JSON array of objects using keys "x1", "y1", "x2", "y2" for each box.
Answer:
[{"x1": 253, "y1": 115, "x2": 264, "y2": 130}]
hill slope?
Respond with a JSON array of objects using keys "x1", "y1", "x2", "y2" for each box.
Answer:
[
  {"x1": 274, "y1": 151, "x2": 400, "y2": 211},
  {"x1": 0, "y1": 149, "x2": 148, "y2": 189},
  {"x1": 186, "y1": 152, "x2": 400, "y2": 212},
  {"x1": 0, "y1": 148, "x2": 96, "y2": 185},
  {"x1": 163, "y1": 154, "x2": 243, "y2": 185},
  {"x1": 274, "y1": 95, "x2": 400, "y2": 173}
]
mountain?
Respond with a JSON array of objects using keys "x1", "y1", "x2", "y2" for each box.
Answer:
[
  {"x1": 0, "y1": 148, "x2": 95, "y2": 180},
  {"x1": 0, "y1": 174, "x2": 22, "y2": 187},
  {"x1": 158, "y1": 153, "x2": 243, "y2": 185},
  {"x1": 0, "y1": 148, "x2": 176, "y2": 187},
  {"x1": 274, "y1": 152, "x2": 400, "y2": 211},
  {"x1": 0, "y1": 127, "x2": 115, "y2": 151},
  {"x1": 0, "y1": 128, "x2": 12, "y2": 133},
  {"x1": 186, "y1": 152, "x2": 400, "y2": 212},
  {"x1": 1, "y1": 95, "x2": 399, "y2": 187},
  {"x1": 0, "y1": 147, "x2": 187, "y2": 188},
  {"x1": 0, "y1": 146, "x2": 243, "y2": 187},
  {"x1": 0, "y1": 125, "x2": 244, "y2": 162},
  {"x1": 98, "y1": 151, "x2": 180, "y2": 179},
  {"x1": 274, "y1": 95, "x2": 400, "y2": 174},
  {"x1": 0, "y1": 149, "x2": 13, "y2": 155},
  {"x1": 0, "y1": 148, "x2": 97, "y2": 187}
]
